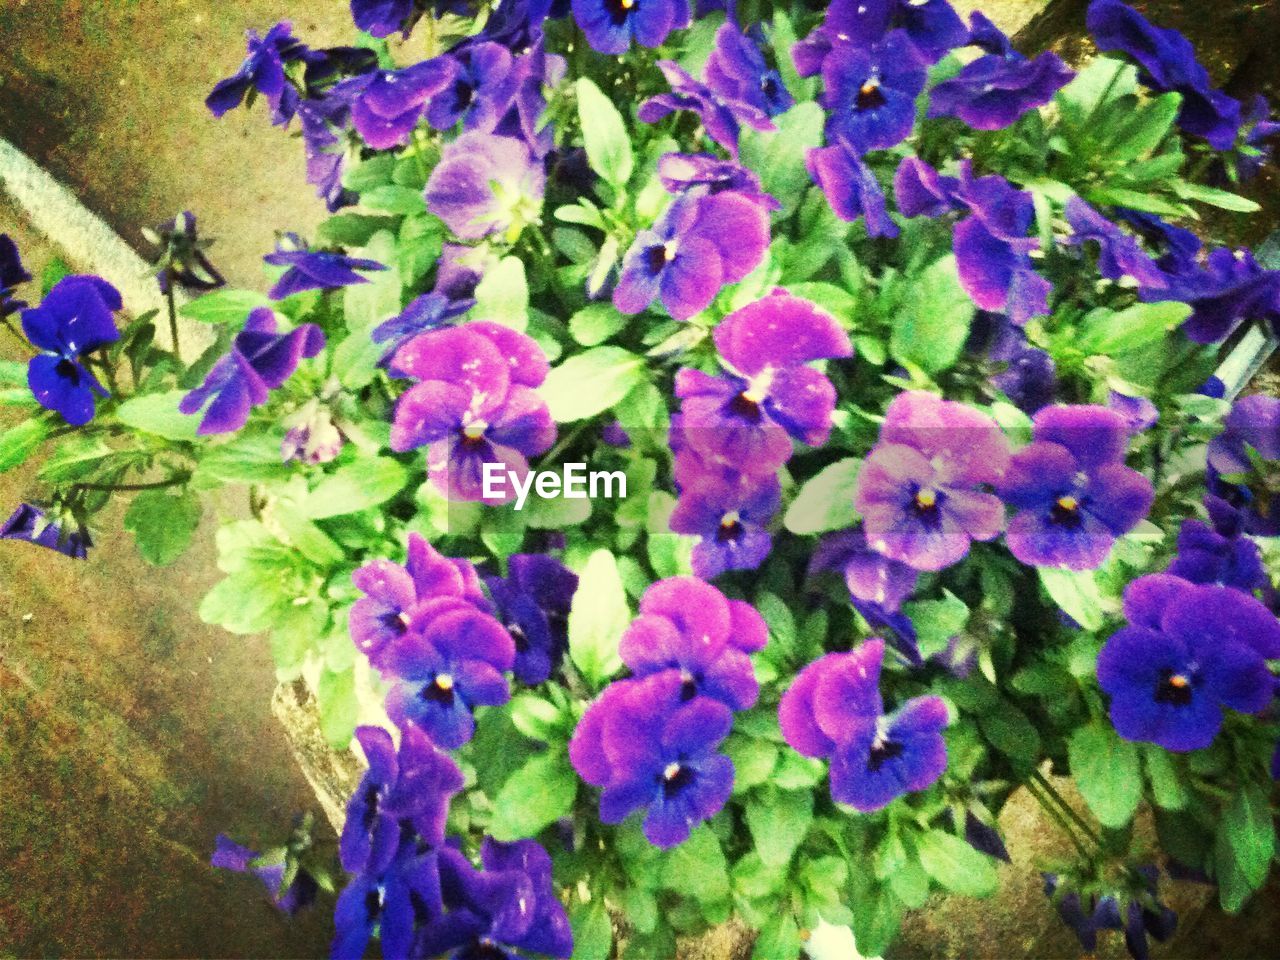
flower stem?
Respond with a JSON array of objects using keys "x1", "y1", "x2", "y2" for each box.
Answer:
[
  {"x1": 1025, "y1": 775, "x2": 1094, "y2": 861},
  {"x1": 73, "y1": 472, "x2": 191, "y2": 493},
  {"x1": 1, "y1": 317, "x2": 36, "y2": 355},
  {"x1": 165, "y1": 279, "x2": 181, "y2": 360},
  {"x1": 1030, "y1": 769, "x2": 1105, "y2": 848}
]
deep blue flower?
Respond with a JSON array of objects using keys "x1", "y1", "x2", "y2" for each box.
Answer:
[
  {"x1": 1206, "y1": 394, "x2": 1280, "y2": 476},
  {"x1": 298, "y1": 93, "x2": 356, "y2": 212},
  {"x1": 484, "y1": 553, "x2": 579, "y2": 686},
  {"x1": 966, "y1": 11, "x2": 1015, "y2": 57},
  {"x1": 0, "y1": 503, "x2": 91, "y2": 559},
  {"x1": 1236, "y1": 94, "x2": 1280, "y2": 181},
  {"x1": 0, "y1": 234, "x2": 32, "y2": 316},
  {"x1": 570, "y1": 671, "x2": 736, "y2": 848},
  {"x1": 371, "y1": 291, "x2": 475, "y2": 366},
  {"x1": 1087, "y1": 0, "x2": 1242, "y2": 149},
  {"x1": 179, "y1": 308, "x2": 325, "y2": 435},
  {"x1": 350, "y1": 0, "x2": 416, "y2": 38},
  {"x1": 998, "y1": 405, "x2": 1154, "y2": 570},
  {"x1": 1064, "y1": 198, "x2": 1167, "y2": 289},
  {"x1": 335, "y1": 59, "x2": 458, "y2": 150},
  {"x1": 426, "y1": 42, "x2": 517, "y2": 133},
  {"x1": 1097, "y1": 574, "x2": 1280, "y2": 751},
  {"x1": 491, "y1": 41, "x2": 567, "y2": 160},
  {"x1": 206, "y1": 22, "x2": 309, "y2": 126},
  {"x1": 656, "y1": 153, "x2": 778, "y2": 209},
  {"x1": 821, "y1": 32, "x2": 927, "y2": 153},
  {"x1": 1144, "y1": 247, "x2": 1280, "y2": 344},
  {"x1": 571, "y1": 0, "x2": 689, "y2": 55},
  {"x1": 893, "y1": 155, "x2": 961, "y2": 218},
  {"x1": 21, "y1": 275, "x2": 121, "y2": 426},
  {"x1": 794, "y1": 0, "x2": 968, "y2": 76},
  {"x1": 807, "y1": 138, "x2": 899, "y2": 237},
  {"x1": 705, "y1": 24, "x2": 793, "y2": 118},
  {"x1": 212, "y1": 835, "x2": 318, "y2": 916},
  {"x1": 1167, "y1": 511, "x2": 1266, "y2": 594},
  {"x1": 638, "y1": 60, "x2": 774, "y2": 157},
  {"x1": 332, "y1": 838, "x2": 442, "y2": 960},
  {"x1": 669, "y1": 473, "x2": 781, "y2": 579},
  {"x1": 928, "y1": 48, "x2": 1073, "y2": 130},
  {"x1": 1116, "y1": 208, "x2": 1201, "y2": 275},
  {"x1": 779, "y1": 638, "x2": 949, "y2": 812},
  {"x1": 263, "y1": 237, "x2": 386, "y2": 301},
  {"x1": 968, "y1": 312, "x2": 1058, "y2": 413}
]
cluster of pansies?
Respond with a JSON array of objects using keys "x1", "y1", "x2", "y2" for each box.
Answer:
[{"x1": 5, "y1": 0, "x2": 1280, "y2": 957}]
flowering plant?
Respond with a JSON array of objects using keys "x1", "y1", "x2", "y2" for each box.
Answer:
[{"x1": 3, "y1": 0, "x2": 1280, "y2": 957}]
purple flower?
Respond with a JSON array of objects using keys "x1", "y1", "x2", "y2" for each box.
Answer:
[
  {"x1": 371, "y1": 291, "x2": 474, "y2": 366},
  {"x1": 968, "y1": 312, "x2": 1058, "y2": 413},
  {"x1": 821, "y1": 33, "x2": 927, "y2": 153},
  {"x1": 484, "y1": 553, "x2": 579, "y2": 686},
  {"x1": 332, "y1": 838, "x2": 442, "y2": 960},
  {"x1": 425, "y1": 132, "x2": 546, "y2": 242},
  {"x1": 388, "y1": 322, "x2": 555, "y2": 502},
  {"x1": 613, "y1": 191, "x2": 769, "y2": 320},
  {"x1": 1146, "y1": 247, "x2": 1280, "y2": 344},
  {"x1": 807, "y1": 138, "x2": 899, "y2": 237},
  {"x1": 380, "y1": 603, "x2": 516, "y2": 748},
  {"x1": 794, "y1": 0, "x2": 967, "y2": 76},
  {"x1": 1236, "y1": 94, "x2": 1280, "y2": 181},
  {"x1": 298, "y1": 93, "x2": 355, "y2": 212},
  {"x1": 426, "y1": 43, "x2": 516, "y2": 133},
  {"x1": 854, "y1": 391, "x2": 1010, "y2": 572},
  {"x1": 341, "y1": 725, "x2": 464, "y2": 875},
  {"x1": 262, "y1": 238, "x2": 385, "y2": 301},
  {"x1": 335, "y1": 60, "x2": 458, "y2": 149},
  {"x1": 20, "y1": 275, "x2": 121, "y2": 426},
  {"x1": 656, "y1": 153, "x2": 778, "y2": 210},
  {"x1": 1064, "y1": 198, "x2": 1167, "y2": 288},
  {"x1": 638, "y1": 60, "x2": 774, "y2": 157},
  {"x1": 1117, "y1": 208, "x2": 1202, "y2": 274},
  {"x1": 670, "y1": 474, "x2": 781, "y2": 579},
  {"x1": 1, "y1": 503, "x2": 91, "y2": 559},
  {"x1": 0, "y1": 234, "x2": 31, "y2": 316},
  {"x1": 212, "y1": 835, "x2": 318, "y2": 916},
  {"x1": 179, "y1": 309, "x2": 324, "y2": 435},
  {"x1": 1108, "y1": 390, "x2": 1159, "y2": 435},
  {"x1": 779, "y1": 638, "x2": 949, "y2": 812},
  {"x1": 1097, "y1": 574, "x2": 1280, "y2": 751},
  {"x1": 416, "y1": 840, "x2": 573, "y2": 959},
  {"x1": 571, "y1": 0, "x2": 688, "y2": 55},
  {"x1": 705, "y1": 24, "x2": 794, "y2": 118},
  {"x1": 434, "y1": 243, "x2": 497, "y2": 301},
  {"x1": 1207, "y1": 394, "x2": 1280, "y2": 476},
  {"x1": 618, "y1": 577, "x2": 767, "y2": 710},
  {"x1": 967, "y1": 11, "x2": 1015, "y2": 57},
  {"x1": 350, "y1": 0, "x2": 415, "y2": 38},
  {"x1": 928, "y1": 49, "x2": 1073, "y2": 130},
  {"x1": 492, "y1": 41, "x2": 567, "y2": 159},
  {"x1": 807, "y1": 529, "x2": 920, "y2": 614},
  {"x1": 1167, "y1": 513, "x2": 1266, "y2": 594},
  {"x1": 281, "y1": 399, "x2": 343, "y2": 464},
  {"x1": 893, "y1": 155, "x2": 961, "y2": 218},
  {"x1": 675, "y1": 291, "x2": 852, "y2": 474},
  {"x1": 206, "y1": 22, "x2": 308, "y2": 126},
  {"x1": 998, "y1": 405, "x2": 1154, "y2": 571},
  {"x1": 1087, "y1": 0, "x2": 1242, "y2": 149},
  {"x1": 350, "y1": 532, "x2": 491, "y2": 668},
  {"x1": 145, "y1": 212, "x2": 225, "y2": 294},
  {"x1": 570, "y1": 672, "x2": 736, "y2": 848}
]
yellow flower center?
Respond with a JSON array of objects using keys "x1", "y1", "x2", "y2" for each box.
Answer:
[
  {"x1": 663, "y1": 761, "x2": 681, "y2": 781},
  {"x1": 915, "y1": 488, "x2": 938, "y2": 509},
  {"x1": 1056, "y1": 495, "x2": 1079, "y2": 512},
  {"x1": 436, "y1": 673, "x2": 455, "y2": 692}
]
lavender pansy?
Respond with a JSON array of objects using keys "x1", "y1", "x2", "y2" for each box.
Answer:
[
  {"x1": 968, "y1": 311, "x2": 1058, "y2": 414},
  {"x1": 928, "y1": 48, "x2": 1073, "y2": 130},
  {"x1": 371, "y1": 291, "x2": 474, "y2": 365},
  {"x1": 638, "y1": 60, "x2": 774, "y2": 157},
  {"x1": 1064, "y1": 198, "x2": 1167, "y2": 288},
  {"x1": 21, "y1": 275, "x2": 121, "y2": 426},
  {"x1": 0, "y1": 503, "x2": 91, "y2": 559},
  {"x1": 821, "y1": 33, "x2": 927, "y2": 153},
  {"x1": 1108, "y1": 390, "x2": 1159, "y2": 435},
  {"x1": 998, "y1": 405, "x2": 1154, "y2": 571},
  {"x1": 704, "y1": 24, "x2": 793, "y2": 118},
  {"x1": 425, "y1": 132, "x2": 545, "y2": 242},
  {"x1": 807, "y1": 138, "x2": 899, "y2": 238},
  {"x1": 491, "y1": 41, "x2": 567, "y2": 159},
  {"x1": 262, "y1": 237, "x2": 385, "y2": 301},
  {"x1": 669, "y1": 473, "x2": 781, "y2": 580},
  {"x1": 1236, "y1": 94, "x2": 1280, "y2": 181},
  {"x1": 893, "y1": 156, "x2": 961, "y2": 218},
  {"x1": 854, "y1": 391, "x2": 1010, "y2": 572},
  {"x1": 484, "y1": 553, "x2": 579, "y2": 686},
  {"x1": 794, "y1": 0, "x2": 967, "y2": 76},
  {"x1": 179, "y1": 308, "x2": 324, "y2": 435},
  {"x1": 298, "y1": 93, "x2": 355, "y2": 212},
  {"x1": 206, "y1": 22, "x2": 308, "y2": 125},
  {"x1": 571, "y1": 0, "x2": 689, "y2": 55},
  {"x1": 350, "y1": 0, "x2": 415, "y2": 38}
]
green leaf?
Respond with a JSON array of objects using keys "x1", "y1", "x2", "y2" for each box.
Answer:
[
  {"x1": 567, "y1": 548, "x2": 629, "y2": 686},
  {"x1": 0, "y1": 359, "x2": 28, "y2": 386},
  {"x1": 1142, "y1": 746, "x2": 1188, "y2": 811},
  {"x1": 1039, "y1": 567, "x2": 1105, "y2": 631},
  {"x1": 570, "y1": 900, "x2": 614, "y2": 960},
  {"x1": 1086, "y1": 186, "x2": 1189, "y2": 217},
  {"x1": 576, "y1": 77, "x2": 633, "y2": 187},
  {"x1": 1109, "y1": 92, "x2": 1181, "y2": 159},
  {"x1": 508, "y1": 694, "x2": 563, "y2": 743},
  {"x1": 123, "y1": 489, "x2": 202, "y2": 566},
  {"x1": 916, "y1": 829, "x2": 999, "y2": 898},
  {"x1": 568, "y1": 302, "x2": 626, "y2": 346},
  {"x1": 1078, "y1": 302, "x2": 1192, "y2": 354},
  {"x1": 738, "y1": 102, "x2": 824, "y2": 218},
  {"x1": 472, "y1": 256, "x2": 529, "y2": 331},
  {"x1": 1223, "y1": 784, "x2": 1275, "y2": 890},
  {"x1": 725, "y1": 734, "x2": 779, "y2": 794},
  {"x1": 783, "y1": 458, "x2": 861, "y2": 535},
  {"x1": 489, "y1": 749, "x2": 578, "y2": 841},
  {"x1": 0, "y1": 417, "x2": 49, "y2": 473},
  {"x1": 745, "y1": 788, "x2": 813, "y2": 867},
  {"x1": 539, "y1": 347, "x2": 646, "y2": 422},
  {"x1": 191, "y1": 431, "x2": 293, "y2": 489},
  {"x1": 1173, "y1": 180, "x2": 1261, "y2": 213},
  {"x1": 116, "y1": 391, "x2": 199, "y2": 441},
  {"x1": 360, "y1": 184, "x2": 427, "y2": 215},
  {"x1": 270, "y1": 500, "x2": 344, "y2": 568},
  {"x1": 752, "y1": 913, "x2": 802, "y2": 960},
  {"x1": 890, "y1": 254, "x2": 975, "y2": 373},
  {"x1": 316, "y1": 667, "x2": 358, "y2": 748},
  {"x1": 1068, "y1": 722, "x2": 1141, "y2": 828},
  {"x1": 903, "y1": 591, "x2": 969, "y2": 660},
  {"x1": 317, "y1": 213, "x2": 395, "y2": 247},
  {"x1": 179, "y1": 289, "x2": 272, "y2": 324},
  {"x1": 37, "y1": 435, "x2": 121, "y2": 483},
  {"x1": 978, "y1": 701, "x2": 1041, "y2": 762},
  {"x1": 662, "y1": 825, "x2": 730, "y2": 902},
  {"x1": 304, "y1": 457, "x2": 408, "y2": 519}
]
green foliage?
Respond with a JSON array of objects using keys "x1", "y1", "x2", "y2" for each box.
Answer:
[
  {"x1": 576, "y1": 77, "x2": 633, "y2": 188},
  {"x1": 540, "y1": 347, "x2": 646, "y2": 422},
  {"x1": 123, "y1": 489, "x2": 201, "y2": 566},
  {"x1": 567, "y1": 549, "x2": 628, "y2": 686},
  {"x1": 488, "y1": 749, "x2": 578, "y2": 841},
  {"x1": 783, "y1": 458, "x2": 861, "y2": 534},
  {"x1": 890, "y1": 255, "x2": 975, "y2": 374},
  {"x1": 1069, "y1": 722, "x2": 1142, "y2": 829}
]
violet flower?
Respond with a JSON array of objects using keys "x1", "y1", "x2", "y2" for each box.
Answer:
[
  {"x1": 206, "y1": 22, "x2": 309, "y2": 126},
  {"x1": 144, "y1": 212, "x2": 225, "y2": 294},
  {"x1": 613, "y1": 191, "x2": 769, "y2": 320},
  {"x1": 821, "y1": 33, "x2": 927, "y2": 153},
  {"x1": 779, "y1": 638, "x2": 949, "y2": 812},
  {"x1": 371, "y1": 291, "x2": 475, "y2": 366},
  {"x1": 570, "y1": 672, "x2": 736, "y2": 848},
  {"x1": 1145, "y1": 247, "x2": 1280, "y2": 344},
  {"x1": 656, "y1": 153, "x2": 778, "y2": 210},
  {"x1": 998, "y1": 405, "x2": 1154, "y2": 571},
  {"x1": 426, "y1": 42, "x2": 516, "y2": 133},
  {"x1": 968, "y1": 312, "x2": 1058, "y2": 414},
  {"x1": 332, "y1": 839, "x2": 442, "y2": 960},
  {"x1": 388, "y1": 322, "x2": 556, "y2": 502},
  {"x1": 1064, "y1": 198, "x2": 1167, "y2": 289},
  {"x1": 807, "y1": 529, "x2": 920, "y2": 614},
  {"x1": 298, "y1": 93, "x2": 356, "y2": 212},
  {"x1": 570, "y1": 0, "x2": 689, "y2": 55},
  {"x1": 484, "y1": 553, "x2": 579, "y2": 686},
  {"x1": 1108, "y1": 390, "x2": 1159, "y2": 435},
  {"x1": 928, "y1": 47, "x2": 1073, "y2": 131},
  {"x1": 1167, "y1": 511, "x2": 1266, "y2": 595},
  {"x1": 794, "y1": 0, "x2": 968, "y2": 76},
  {"x1": 0, "y1": 503, "x2": 91, "y2": 559},
  {"x1": 281, "y1": 398, "x2": 344, "y2": 465},
  {"x1": 704, "y1": 24, "x2": 793, "y2": 118},
  {"x1": 20, "y1": 275, "x2": 121, "y2": 426},
  {"x1": 638, "y1": 60, "x2": 774, "y2": 157},
  {"x1": 807, "y1": 138, "x2": 899, "y2": 237},
  {"x1": 212, "y1": 836, "x2": 318, "y2": 915},
  {"x1": 1206, "y1": 394, "x2": 1280, "y2": 476},
  {"x1": 335, "y1": 60, "x2": 458, "y2": 149},
  {"x1": 675, "y1": 291, "x2": 853, "y2": 474},
  {"x1": 179, "y1": 309, "x2": 324, "y2": 435},
  {"x1": 0, "y1": 234, "x2": 31, "y2": 316},
  {"x1": 669, "y1": 473, "x2": 781, "y2": 579},
  {"x1": 425, "y1": 132, "x2": 546, "y2": 243},
  {"x1": 263, "y1": 237, "x2": 385, "y2": 301},
  {"x1": 1236, "y1": 94, "x2": 1280, "y2": 181},
  {"x1": 1097, "y1": 574, "x2": 1280, "y2": 751},
  {"x1": 492, "y1": 41, "x2": 567, "y2": 160},
  {"x1": 617, "y1": 576, "x2": 768, "y2": 711},
  {"x1": 854, "y1": 391, "x2": 1010, "y2": 572},
  {"x1": 350, "y1": 0, "x2": 416, "y2": 38}
]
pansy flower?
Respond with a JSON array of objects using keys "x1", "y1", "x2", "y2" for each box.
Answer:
[
  {"x1": 794, "y1": 0, "x2": 967, "y2": 76},
  {"x1": 928, "y1": 43, "x2": 1073, "y2": 131},
  {"x1": 807, "y1": 137, "x2": 899, "y2": 237},
  {"x1": 1087, "y1": 0, "x2": 1242, "y2": 150},
  {"x1": 998, "y1": 405, "x2": 1154, "y2": 571},
  {"x1": 145, "y1": 212, "x2": 226, "y2": 294},
  {"x1": 212, "y1": 835, "x2": 318, "y2": 916},
  {"x1": 334, "y1": 60, "x2": 458, "y2": 149},
  {"x1": 298, "y1": 93, "x2": 356, "y2": 212},
  {"x1": 570, "y1": 0, "x2": 689, "y2": 55},
  {"x1": 340, "y1": 725, "x2": 464, "y2": 876},
  {"x1": 1167, "y1": 511, "x2": 1266, "y2": 594},
  {"x1": 704, "y1": 24, "x2": 793, "y2": 118},
  {"x1": 1235, "y1": 94, "x2": 1280, "y2": 182},
  {"x1": 1063, "y1": 198, "x2": 1167, "y2": 289},
  {"x1": 778, "y1": 639, "x2": 949, "y2": 812},
  {"x1": 380, "y1": 603, "x2": 516, "y2": 748},
  {"x1": 1108, "y1": 390, "x2": 1159, "y2": 435},
  {"x1": 388, "y1": 322, "x2": 556, "y2": 502},
  {"x1": 206, "y1": 22, "x2": 309, "y2": 126},
  {"x1": 262, "y1": 236, "x2": 385, "y2": 301},
  {"x1": 967, "y1": 311, "x2": 1058, "y2": 414},
  {"x1": 807, "y1": 529, "x2": 920, "y2": 615},
  {"x1": 570, "y1": 671, "x2": 736, "y2": 848},
  {"x1": 426, "y1": 42, "x2": 517, "y2": 133},
  {"x1": 1097, "y1": 574, "x2": 1280, "y2": 751},
  {"x1": 494, "y1": 42, "x2": 568, "y2": 160},
  {"x1": 350, "y1": 532, "x2": 491, "y2": 667},
  {"x1": 1, "y1": 503, "x2": 91, "y2": 559},
  {"x1": 425, "y1": 132, "x2": 546, "y2": 243},
  {"x1": 821, "y1": 33, "x2": 927, "y2": 153},
  {"x1": 350, "y1": 0, "x2": 416, "y2": 38},
  {"x1": 20, "y1": 275, "x2": 121, "y2": 426},
  {"x1": 638, "y1": 60, "x2": 774, "y2": 157},
  {"x1": 0, "y1": 234, "x2": 31, "y2": 316},
  {"x1": 1145, "y1": 247, "x2": 1280, "y2": 344},
  {"x1": 1207, "y1": 394, "x2": 1280, "y2": 476},
  {"x1": 676, "y1": 291, "x2": 853, "y2": 474},
  {"x1": 484, "y1": 553, "x2": 579, "y2": 686},
  {"x1": 179, "y1": 308, "x2": 324, "y2": 435},
  {"x1": 854, "y1": 391, "x2": 1010, "y2": 572},
  {"x1": 281, "y1": 398, "x2": 344, "y2": 465},
  {"x1": 893, "y1": 155, "x2": 961, "y2": 218},
  {"x1": 371, "y1": 291, "x2": 475, "y2": 366},
  {"x1": 613, "y1": 191, "x2": 769, "y2": 320},
  {"x1": 332, "y1": 838, "x2": 443, "y2": 960},
  {"x1": 618, "y1": 577, "x2": 767, "y2": 710},
  {"x1": 656, "y1": 153, "x2": 778, "y2": 210},
  {"x1": 669, "y1": 473, "x2": 781, "y2": 579}
]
